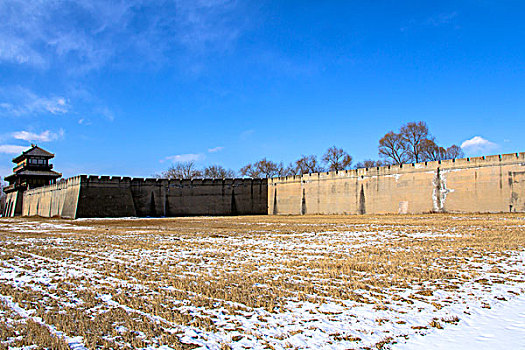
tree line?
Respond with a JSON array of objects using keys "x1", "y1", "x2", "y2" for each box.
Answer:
[{"x1": 160, "y1": 121, "x2": 464, "y2": 179}]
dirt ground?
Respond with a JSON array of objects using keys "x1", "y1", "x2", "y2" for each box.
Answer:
[{"x1": 0, "y1": 214, "x2": 524, "y2": 349}]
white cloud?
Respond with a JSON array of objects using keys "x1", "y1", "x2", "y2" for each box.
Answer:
[
  {"x1": 0, "y1": 0, "x2": 249, "y2": 72},
  {"x1": 401, "y1": 11, "x2": 459, "y2": 32},
  {"x1": 164, "y1": 153, "x2": 203, "y2": 163},
  {"x1": 95, "y1": 106, "x2": 115, "y2": 122},
  {"x1": 0, "y1": 144, "x2": 27, "y2": 154},
  {"x1": 0, "y1": 87, "x2": 69, "y2": 117},
  {"x1": 208, "y1": 146, "x2": 224, "y2": 153},
  {"x1": 425, "y1": 12, "x2": 458, "y2": 27},
  {"x1": 240, "y1": 129, "x2": 255, "y2": 140},
  {"x1": 461, "y1": 136, "x2": 499, "y2": 155},
  {"x1": 12, "y1": 129, "x2": 64, "y2": 142}
]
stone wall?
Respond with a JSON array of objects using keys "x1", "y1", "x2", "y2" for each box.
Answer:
[
  {"x1": 22, "y1": 176, "x2": 82, "y2": 218},
  {"x1": 7, "y1": 152, "x2": 525, "y2": 218},
  {"x1": 268, "y1": 153, "x2": 525, "y2": 215},
  {"x1": 130, "y1": 178, "x2": 268, "y2": 217},
  {"x1": 3, "y1": 191, "x2": 23, "y2": 217},
  {"x1": 17, "y1": 175, "x2": 268, "y2": 218}
]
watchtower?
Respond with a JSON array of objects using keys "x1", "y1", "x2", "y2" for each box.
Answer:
[{"x1": 3, "y1": 145, "x2": 61, "y2": 217}]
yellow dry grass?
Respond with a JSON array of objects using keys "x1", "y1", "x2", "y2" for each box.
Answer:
[{"x1": 0, "y1": 213, "x2": 523, "y2": 349}]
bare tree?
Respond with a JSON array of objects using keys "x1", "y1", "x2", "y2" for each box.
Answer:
[
  {"x1": 322, "y1": 146, "x2": 352, "y2": 171},
  {"x1": 240, "y1": 158, "x2": 280, "y2": 178},
  {"x1": 204, "y1": 165, "x2": 235, "y2": 178},
  {"x1": 421, "y1": 138, "x2": 447, "y2": 161},
  {"x1": 277, "y1": 162, "x2": 296, "y2": 177},
  {"x1": 239, "y1": 163, "x2": 260, "y2": 178},
  {"x1": 445, "y1": 145, "x2": 464, "y2": 160},
  {"x1": 400, "y1": 121, "x2": 430, "y2": 163},
  {"x1": 162, "y1": 161, "x2": 202, "y2": 179},
  {"x1": 295, "y1": 155, "x2": 324, "y2": 174},
  {"x1": 256, "y1": 159, "x2": 280, "y2": 177},
  {"x1": 378, "y1": 131, "x2": 409, "y2": 165},
  {"x1": 355, "y1": 159, "x2": 387, "y2": 169},
  {"x1": 421, "y1": 140, "x2": 465, "y2": 161}
]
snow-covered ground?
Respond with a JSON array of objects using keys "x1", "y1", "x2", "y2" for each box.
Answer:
[
  {"x1": 398, "y1": 293, "x2": 525, "y2": 350},
  {"x1": 0, "y1": 215, "x2": 523, "y2": 349}
]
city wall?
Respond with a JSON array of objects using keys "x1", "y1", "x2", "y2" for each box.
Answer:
[
  {"x1": 22, "y1": 176, "x2": 83, "y2": 218},
  {"x1": 4, "y1": 191, "x2": 24, "y2": 217},
  {"x1": 20, "y1": 176, "x2": 268, "y2": 218},
  {"x1": 8, "y1": 152, "x2": 525, "y2": 218},
  {"x1": 269, "y1": 153, "x2": 525, "y2": 215}
]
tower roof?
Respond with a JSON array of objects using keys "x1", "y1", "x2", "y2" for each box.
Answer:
[
  {"x1": 4, "y1": 169, "x2": 62, "y2": 182},
  {"x1": 12, "y1": 145, "x2": 55, "y2": 163}
]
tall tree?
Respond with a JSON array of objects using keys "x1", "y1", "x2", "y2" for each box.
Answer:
[
  {"x1": 204, "y1": 165, "x2": 235, "y2": 178},
  {"x1": 421, "y1": 140, "x2": 465, "y2": 161},
  {"x1": 400, "y1": 121, "x2": 429, "y2": 163},
  {"x1": 445, "y1": 145, "x2": 464, "y2": 160},
  {"x1": 421, "y1": 138, "x2": 447, "y2": 161},
  {"x1": 240, "y1": 158, "x2": 280, "y2": 178},
  {"x1": 162, "y1": 161, "x2": 202, "y2": 179},
  {"x1": 239, "y1": 163, "x2": 260, "y2": 178},
  {"x1": 322, "y1": 146, "x2": 352, "y2": 171},
  {"x1": 255, "y1": 158, "x2": 279, "y2": 178},
  {"x1": 378, "y1": 131, "x2": 409, "y2": 165},
  {"x1": 277, "y1": 162, "x2": 296, "y2": 177},
  {"x1": 295, "y1": 155, "x2": 323, "y2": 174}
]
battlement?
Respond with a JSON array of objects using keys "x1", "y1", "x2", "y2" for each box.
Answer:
[
  {"x1": 24, "y1": 175, "x2": 83, "y2": 195},
  {"x1": 9, "y1": 151, "x2": 525, "y2": 218},
  {"x1": 269, "y1": 152, "x2": 525, "y2": 184}
]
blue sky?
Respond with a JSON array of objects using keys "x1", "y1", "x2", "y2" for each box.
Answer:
[{"x1": 1, "y1": 1, "x2": 524, "y2": 178}]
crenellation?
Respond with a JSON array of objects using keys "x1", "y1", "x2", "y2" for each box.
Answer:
[
  {"x1": 5, "y1": 148, "x2": 525, "y2": 218},
  {"x1": 269, "y1": 151, "x2": 525, "y2": 215}
]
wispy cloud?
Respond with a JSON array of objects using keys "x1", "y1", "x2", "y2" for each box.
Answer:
[
  {"x1": 0, "y1": 0, "x2": 249, "y2": 72},
  {"x1": 0, "y1": 144, "x2": 27, "y2": 154},
  {"x1": 0, "y1": 87, "x2": 69, "y2": 117},
  {"x1": 12, "y1": 129, "x2": 64, "y2": 142},
  {"x1": 163, "y1": 153, "x2": 204, "y2": 163},
  {"x1": 401, "y1": 11, "x2": 459, "y2": 32},
  {"x1": 461, "y1": 136, "x2": 499, "y2": 155},
  {"x1": 240, "y1": 129, "x2": 255, "y2": 140},
  {"x1": 208, "y1": 146, "x2": 224, "y2": 153},
  {"x1": 95, "y1": 106, "x2": 115, "y2": 122},
  {"x1": 425, "y1": 12, "x2": 458, "y2": 27}
]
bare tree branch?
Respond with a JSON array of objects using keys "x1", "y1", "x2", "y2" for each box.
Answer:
[
  {"x1": 161, "y1": 161, "x2": 202, "y2": 179},
  {"x1": 378, "y1": 131, "x2": 409, "y2": 165},
  {"x1": 203, "y1": 165, "x2": 235, "y2": 178},
  {"x1": 399, "y1": 121, "x2": 430, "y2": 163},
  {"x1": 295, "y1": 155, "x2": 324, "y2": 174},
  {"x1": 322, "y1": 146, "x2": 352, "y2": 171}
]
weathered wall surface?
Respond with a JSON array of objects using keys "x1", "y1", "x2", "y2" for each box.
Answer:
[
  {"x1": 269, "y1": 153, "x2": 525, "y2": 215},
  {"x1": 130, "y1": 178, "x2": 268, "y2": 217},
  {"x1": 10, "y1": 152, "x2": 525, "y2": 218},
  {"x1": 76, "y1": 176, "x2": 136, "y2": 218},
  {"x1": 22, "y1": 176, "x2": 82, "y2": 218},
  {"x1": 3, "y1": 191, "x2": 23, "y2": 217},
  {"x1": 18, "y1": 176, "x2": 268, "y2": 218}
]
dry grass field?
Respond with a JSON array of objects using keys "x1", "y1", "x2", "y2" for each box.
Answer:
[{"x1": 0, "y1": 214, "x2": 524, "y2": 349}]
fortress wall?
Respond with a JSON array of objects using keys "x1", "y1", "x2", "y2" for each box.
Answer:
[
  {"x1": 14, "y1": 152, "x2": 524, "y2": 218},
  {"x1": 129, "y1": 178, "x2": 168, "y2": 216},
  {"x1": 21, "y1": 176, "x2": 82, "y2": 218},
  {"x1": 130, "y1": 178, "x2": 268, "y2": 216},
  {"x1": 269, "y1": 152, "x2": 525, "y2": 215},
  {"x1": 3, "y1": 191, "x2": 23, "y2": 217},
  {"x1": 19, "y1": 176, "x2": 268, "y2": 218},
  {"x1": 162, "y1": 179, "x2": 231, "y2": 216},
  {"x1": 75, "y1": 176, "x2": 137, "y2": 218}
]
